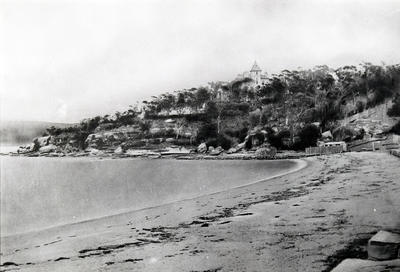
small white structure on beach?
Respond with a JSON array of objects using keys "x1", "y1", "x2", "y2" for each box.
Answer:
[{"x1": 319, "y1": 141, "x2": 347, "y2": 152}]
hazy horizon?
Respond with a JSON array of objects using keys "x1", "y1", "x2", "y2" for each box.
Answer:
[{"x1": 1, "y1": 0, "x2": 400, "y2": 123}]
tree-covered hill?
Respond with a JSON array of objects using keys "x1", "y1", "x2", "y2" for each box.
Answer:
[{"x1": 41, "y1": 63, "x2": 400, "y2": 153}]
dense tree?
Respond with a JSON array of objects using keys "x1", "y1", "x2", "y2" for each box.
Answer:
[
  {"x1": 195, "y1": 88, "x2": 210, "y2": 108},
  {"x1": 388, "y1": 93, "x2": 400, "y2": 117},
  {"x1": 297, "y1": 124, "x2": 320, "y2": 149},
  {"x1": 176, "y1": 92, "x2": 185, "y2": 108}
]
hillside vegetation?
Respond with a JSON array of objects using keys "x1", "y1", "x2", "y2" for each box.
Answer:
[{"x1": 40, "y1": 63, "x2": 400, "y2": 154}]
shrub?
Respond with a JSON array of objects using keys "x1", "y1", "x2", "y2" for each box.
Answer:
[
  {"x1": 220, "y1": 102, "x2": 250, "y2": 117},
  {"x1": 356, "y1": 100, "x2": 365, "y2": 113},
  {"x1": 171, "y1": 138, "x2": 192, "y2": 146},
  {"x1": 265, "y1": 129, "x2": 278, "y2": 149},
  {"x1": 72, "y1": 131, "x2": 90, "y2": 149},
  {"x1": 297, "y1": 124, "x2": 320, "y2": 149},
  {"x1": 217, "y1": 134, "x2": 232, "y2": 150},
  {"x1": 139, "y1": 121, "x2": 151, "y2": 132},
  {"x1": 332, "y1": 126, "x2": 355, "y2": 142},
  {"x1": 204, "y1": 101, "x2": 219, "y2": 119},
  {"x1": 196, "y1": 122, "x2": 217, "y2": 142},
  {"x1": 82, "y1": 116, "x2": 101, "y2": 132},
  {"x1": 205, "y1": 134, "x2": 232, "y2": 150},
  {"x1": 388, "y1": 94, "x2": 400, "y2": 117},
  {"x1": 249, "y1": 111, "x2": 261, "y2": 128},
  {"x1": 354, "y1": 128, "x2": 365, "y2": 140},
  {"x1": 148, "y1": 138, "x2": 161, "y2": 144},
  {"x1": 224, "y1": 127, "x2": 248, "y2": 142},
  {"x1": 150, "y1": 129, "x2": 176, "y2": 138},
  {"x1": 245, "y1": 138, "x2": 252, "y2": 149},
  {"x1": 389, "y1": 121, "x2": 400, "y2": 135},
  {"x1": 266, "y1": 129, "x2": 291, "y2": 150},
  {"x1": 184, "y1": 113, "x2": 208, "y2": 122},
  {"x1": 255, "y1": 146, "x2": 277, "y2": 159}
]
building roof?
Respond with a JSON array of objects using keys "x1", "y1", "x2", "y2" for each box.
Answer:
[{"x1": 250, "y1": 61, "x2": 262, "y2": 72}]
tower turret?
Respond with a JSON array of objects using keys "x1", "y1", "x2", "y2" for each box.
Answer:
[{"x1": 250, "y1": 61, "x2": 262, "y2": 85}]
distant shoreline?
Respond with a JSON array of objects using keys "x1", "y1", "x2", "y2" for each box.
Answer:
[{"x1": 1, "y1": 145, "x2": 307, "y2": 160}]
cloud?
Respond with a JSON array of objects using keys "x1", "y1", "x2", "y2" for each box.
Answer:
[{"x1": 56, "y1": 100, "x2": 68, "y2": 121}]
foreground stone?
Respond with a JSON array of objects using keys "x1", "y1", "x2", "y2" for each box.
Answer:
[
  {"x1": 368, "y1": 230, "x2": 400, "y2": 261},
  {"x1": 331, "y1": 258, "x2": 400, "y2": 272}
]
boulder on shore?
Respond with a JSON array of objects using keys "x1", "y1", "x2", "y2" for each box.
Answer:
[
  {"x1": 197, "y1": 143, "x2": 207, "y2": 153},
  {"x1": 321, "y1": 130, "x2": 333, "y2": 140},
  {"x1": 87, "y1": 148, "x2": 104, "y2": 156},
  {"x1": 17, "y1": 143, "x2": 37, "y2": 154},
  {"x1": 114, "y1": 146, "x2": 124, "y2": 155},
  {"x1": 39, "y1": 144, "x2": 57, "y2": 153},
  {"x1": 85, "y1": 134, "x2": 105, "y2": 149},
  {"x1": 34, "y1": 136, "x2": 51, "y2": 148},
  {"x1": 227, "y1": 147, "x2": 238, "y2": 154},
  {"x1": 237, "y1": 142, "x2": 245, "y2": 150},
  {"x1": 210, "y1": 146, "x2": 223, "y2": 156}
]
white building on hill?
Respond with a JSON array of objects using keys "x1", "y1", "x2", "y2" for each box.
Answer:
[{"x1": 236, "y1": 61, "x2": 269, "y2": 86}]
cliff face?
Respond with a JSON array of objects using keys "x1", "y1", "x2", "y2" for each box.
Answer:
[
  {"x1": 84, "y1": 119, "x2": 202, "y2": 152},
  {"x1": 85, "y1": 125, "x2": 143, "y2": 150},
  {"x1": 340, "y1": 99, "x2": 400, "y2": 136}
]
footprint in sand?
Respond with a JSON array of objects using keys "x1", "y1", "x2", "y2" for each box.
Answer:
[{"x1": 54, "y1": 257, "x2": 69, "y2": 262}]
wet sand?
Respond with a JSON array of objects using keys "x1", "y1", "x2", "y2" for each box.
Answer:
[{"x1": 1, "y1": 152, "x2": 399, "y2": 272}]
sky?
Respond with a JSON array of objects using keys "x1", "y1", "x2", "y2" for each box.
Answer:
[{"x1": 1, "y1": 0, "x2": 400, "y2": 123}]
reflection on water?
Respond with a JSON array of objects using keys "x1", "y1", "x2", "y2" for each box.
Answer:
[{"x1": 1, "y1": 157, "x2": 298, "y2": 236}]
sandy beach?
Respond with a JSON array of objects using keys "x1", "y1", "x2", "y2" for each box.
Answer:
[{"x1": 1, "y1": 152, "x2": 399, "y2": 272}]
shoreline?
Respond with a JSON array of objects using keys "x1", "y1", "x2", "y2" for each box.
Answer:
[
  {"x1": 1, "y1": 152, "x2": 399, "y2": 271},
  {"x1": 1, "y1": 147, "x2": 308, "y2": 161}
]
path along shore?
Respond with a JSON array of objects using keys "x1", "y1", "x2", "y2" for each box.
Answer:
[{"x1": 1, "y1": 152, "x2": 399, "y2": 272}]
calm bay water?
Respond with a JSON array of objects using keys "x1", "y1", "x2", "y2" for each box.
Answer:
[{"x1": 0, "y1": 156, "x2": 299, "y2": 236}]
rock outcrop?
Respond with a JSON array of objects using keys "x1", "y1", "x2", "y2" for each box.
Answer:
[
  {"x1": 197, "y1": 143, "x2": 207, "y2": 153},
  {"x1": 340, "y1": 100, "x2": 400, "y2": 137},
  {"x1": 38, "y1": 144, "x2": 57, "y2": 153},
  {"x1": 85, "y1": 125, "x2": 142, "y2": 149},
  {"x1": 17, "y1": 136, "x2": 52, "y2": 153},
  {"x1": 209, "y1": 146, "x2": 223, "y2": 156},
  {"x1": 34, "y1": 136, "x2": 51, "y2": 147}
]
